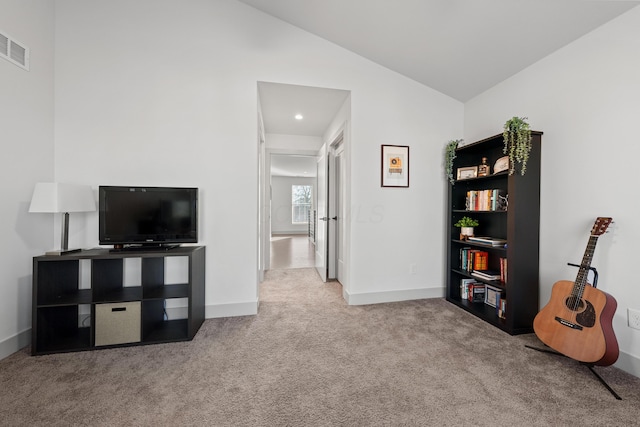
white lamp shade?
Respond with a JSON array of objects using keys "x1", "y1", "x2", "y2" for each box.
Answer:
[{"x1": 29, "y1": 183, "x2": 96, "y2": 213}]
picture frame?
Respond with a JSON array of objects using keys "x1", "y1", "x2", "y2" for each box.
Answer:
[
  {"x1": 456, "y1": 166, "x2": 478, "y2": 180},
  {"x1": 493, "y1": 155, "x2": 510, "y2": 174},
  {"x1": 381, "y1": 145, "x2": 409, "y2": 187},
  {"x1": 484, "y1": 285, "x2": 502, "y2": 308}
]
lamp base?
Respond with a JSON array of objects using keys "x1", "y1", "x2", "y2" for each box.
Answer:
[{"x1": 45, "y1": 248, "x2": 82, "y2": 256}]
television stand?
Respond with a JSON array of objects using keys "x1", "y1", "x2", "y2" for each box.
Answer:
[
  {"x1": 110, "y1": 244, "x2": 181, "y2": 252},
  {"x1": 32, "y1": 246, "x2": 205, "y2": 355}
]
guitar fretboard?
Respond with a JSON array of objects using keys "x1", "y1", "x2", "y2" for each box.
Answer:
[{"x1": 572, "y1": 235, "x2": 599, "y2": 298}]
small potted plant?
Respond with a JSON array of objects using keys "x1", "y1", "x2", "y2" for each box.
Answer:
[{"x1": 454, "y1": 216, "x2": 479, "y2": 239}]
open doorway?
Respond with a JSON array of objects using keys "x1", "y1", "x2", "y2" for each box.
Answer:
[
  {"x1": 257, "y1": 81, "x2": 350, "y2": 288},
  {"x1": 269, "y1": 154, "x2": 317, "y2": 270}
]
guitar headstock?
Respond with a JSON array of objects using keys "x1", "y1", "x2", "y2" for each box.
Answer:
[{"x1": 591, "y1": 217, "x2": 613, "y2": 236}]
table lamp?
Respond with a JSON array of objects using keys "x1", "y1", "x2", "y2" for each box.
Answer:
[{"x1": 29, "y1": 182, "x2": 96, "y2": 255}]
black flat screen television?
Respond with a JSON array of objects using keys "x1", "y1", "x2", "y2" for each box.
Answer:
[{"x1": 99, "y1": 186, "x2": 198, "y2": 248}]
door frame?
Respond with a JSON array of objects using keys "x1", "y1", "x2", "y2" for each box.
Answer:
[
  {"x1": 328, "y1": 133, "x2": 345, "y2": 283},
  {"x1": 326, "y1": 122, "x2": 349, "y2": 293},
  {"x1": 256, "y1": 91, "x2": 351, "y2": 301}
]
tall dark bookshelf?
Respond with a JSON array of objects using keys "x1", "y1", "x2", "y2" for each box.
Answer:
[{"x1": 446, "y1": 132, "x2": 542, "y2": 335}]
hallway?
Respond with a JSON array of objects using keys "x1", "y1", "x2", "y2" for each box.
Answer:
[{"x1": 270, "y1": 234, "x2": 315, "y2": 269}]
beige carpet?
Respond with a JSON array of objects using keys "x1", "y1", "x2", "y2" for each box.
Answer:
[{"x1": 2, "y1": 268, "x2": 640, "y2": 426}]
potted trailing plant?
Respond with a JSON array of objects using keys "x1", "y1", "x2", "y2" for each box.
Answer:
[
  {"x1": 503, "y1": 116, "x2": 532, "y2": 176},
  {"x1": 454, "y1": 216, "x2": 478, "y2": 239},
  {"x1": 445, "y1": 139, "x2": 463, "y2": 185}
]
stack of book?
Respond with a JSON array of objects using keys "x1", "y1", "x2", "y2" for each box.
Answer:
[
  {"x1": 467, "y1": 236, "x2": 507, "y2": 247},
  {"x1": 471, "y1": 269, "x2": 501, "y2": 281},
  {"x1": 460, "y1": 279, "x2": 480, "y2": 300}
]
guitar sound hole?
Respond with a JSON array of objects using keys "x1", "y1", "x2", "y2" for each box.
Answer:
[{"x1": 564, "y1": 296, "x2": 585, "y2": 312}]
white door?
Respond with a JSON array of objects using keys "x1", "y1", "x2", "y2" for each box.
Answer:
[{"x1": 315, "y1": 143, "x2": 328, "y2": 281}]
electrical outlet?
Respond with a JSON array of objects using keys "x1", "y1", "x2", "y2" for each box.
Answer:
[
  {"x1": 410, "y1": 264, "x2": 417, "y2": 275},
  {"x1": 628, "y1": 308, "x2": 640, "y2": 330}
]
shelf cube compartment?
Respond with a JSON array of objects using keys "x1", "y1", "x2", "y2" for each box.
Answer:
[
  {"x1": 35, "y1": 305, "x2": 91, "y2": 354},
  {"x1": 141, "y1": 299, "x2": 189, "y2": 343}
]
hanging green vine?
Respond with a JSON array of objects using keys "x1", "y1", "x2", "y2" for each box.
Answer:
[
  {"x1": 445, "y1": 139, "x2": 463, "y2": 185},
  {"x1": 503, "y1": 116, "x2": 532, "y2": 176}
]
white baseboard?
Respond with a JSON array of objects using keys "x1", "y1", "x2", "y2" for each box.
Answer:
[
  {"x1": 205, "y1": 300, "x2": 258, "y2": 318},
  {"x1": 344, "y1": 286, "x2": 445, "y2": 306},
  {"x1": 615, "y1": 350, "x2": 640, "y2": 379},
  {"x1": 0, "y1": 328, "x2": 31, "y2": 360}
]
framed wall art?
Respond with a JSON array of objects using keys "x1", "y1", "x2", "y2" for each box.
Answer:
[
  {"x1": 456, "y1": 166, "x2": 478, "y2": 180},
  {"x1": 381, "y1": 145, "x2": 409, "y2": 187}
]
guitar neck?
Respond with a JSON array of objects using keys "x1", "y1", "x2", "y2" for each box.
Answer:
[{"x1": 573, "y1": 235, "x2": 599, "y2": 296}]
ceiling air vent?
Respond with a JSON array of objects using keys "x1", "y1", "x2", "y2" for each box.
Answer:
[
  {"x1": 0, "y1": 30, "x2": 29, "y2": 70},
  {"x1": 0, "y1": 33, "x2": 8, "y2": 56}
]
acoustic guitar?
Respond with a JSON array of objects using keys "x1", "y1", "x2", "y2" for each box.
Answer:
[{"x1": 533, "y1": 217, "x2": 619, "y2": 366}]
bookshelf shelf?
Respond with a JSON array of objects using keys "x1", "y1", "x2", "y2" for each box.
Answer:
[
  {"x1": 446, "y1": 132, "x2": 542, "y2": 335},
  {"x1": 452, "y1": 240, "x2": 507, "y2": 251}
]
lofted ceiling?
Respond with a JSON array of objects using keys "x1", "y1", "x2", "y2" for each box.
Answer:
[
  {"x1": 243, "y1": 0, "x2": 639, "y2": 103},
  {"x1": 252, "y1": 0, "x2": 639, "y2": 176}
]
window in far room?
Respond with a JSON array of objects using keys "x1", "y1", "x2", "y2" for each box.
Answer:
[{"x1": 291, "y1": 185, "x2": 312, "y2": 225}]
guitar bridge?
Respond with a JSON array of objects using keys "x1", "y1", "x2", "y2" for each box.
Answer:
[{"x1": 555, "y1": 316, "x2": 583, "y2": 330}]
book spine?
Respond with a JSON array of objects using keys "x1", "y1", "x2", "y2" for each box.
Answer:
[
  {"x1": 502, "y1": 257, "x2": 507, "y2": 284},
  {"x1": 460, "y1": 247, "x2": 469, "y2": 271},
  {"x1": 498, "y1": 299, "x2": 507, "y2": 319}
]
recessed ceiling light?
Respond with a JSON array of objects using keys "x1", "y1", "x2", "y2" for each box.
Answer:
[{"x1": 295, "y1": 114, "x2": 303, "y2": 120}]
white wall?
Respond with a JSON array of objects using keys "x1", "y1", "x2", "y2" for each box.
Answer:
[
  {"x1": 54, "y1": 0, "x2": 463, "y2": 316},
  {"x1": 271, "y1": 176, "x2": 315, "y2": 234},
  {"x1": 0, "y1": 0, "x2": 55, "y2": 358},
  {"x1": 347, "y1": 81, "x2": 462, "y2": 303},
  {"x1": 464, "y1": 6, "x2": 640, "y2": 377}
]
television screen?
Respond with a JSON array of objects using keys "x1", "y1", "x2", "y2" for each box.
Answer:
[{"x1": 99, "y1": 186, "x2": 198, "y2": 247}]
